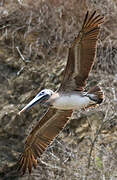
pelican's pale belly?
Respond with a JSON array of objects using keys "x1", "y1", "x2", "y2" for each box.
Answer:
[{"x1": 52, "y1": 94, "x2": 91, "y2": 110}]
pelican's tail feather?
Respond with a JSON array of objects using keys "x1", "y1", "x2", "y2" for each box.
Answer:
[{"x1": 87, "y1": 85, "x2": 104, "y2": 104}]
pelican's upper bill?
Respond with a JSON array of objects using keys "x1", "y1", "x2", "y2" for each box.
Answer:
[
  {"x1": 18, "y1": 89, "x2": 54, "y2": 115},
  {"x1": 18, "y1": 11, "x2": 104, "y2": 174}
]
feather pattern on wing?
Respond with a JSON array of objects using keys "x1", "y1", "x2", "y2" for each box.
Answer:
[
  {"x1": 18, "y1": 109, "x2": 72, "y2": 174},
  {"x1": 59, "y1": 11, "x2": 104, "y2": 91},
  {"x1": 17, "y1": 11, "x2": 104, "y2": 175}
]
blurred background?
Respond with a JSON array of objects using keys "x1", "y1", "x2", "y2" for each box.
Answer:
[{"x1": 0, "y1": 0, "x2": 117, "y2": 179}]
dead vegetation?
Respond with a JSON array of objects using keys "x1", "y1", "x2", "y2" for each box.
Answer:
[{"x1": 0, "y1": 0, "x2": 117, "y2": 179}]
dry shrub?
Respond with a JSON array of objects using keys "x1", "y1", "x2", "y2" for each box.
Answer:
[{"x1": 0, "y1": 1, "x2": 117, "y2": 180}]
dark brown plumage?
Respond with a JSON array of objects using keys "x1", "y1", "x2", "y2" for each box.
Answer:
[
  {"x1": 18, "y1": 11, "x2": 104, "y2": 174},
  {"x1": 18, "y1": 109, "x2": 72, "y2": 174},
  {"x1": 60, "y1": 11, "x2": 104, "y2": 91}
]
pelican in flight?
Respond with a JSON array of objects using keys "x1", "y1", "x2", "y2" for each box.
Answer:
[{"x1": 18, "y1": 11, "x2": 104, "y2": 174}]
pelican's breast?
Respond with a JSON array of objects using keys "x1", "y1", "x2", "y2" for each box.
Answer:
[{"x1": 52, "y1": 93, "x2": 91, "y2": 110}]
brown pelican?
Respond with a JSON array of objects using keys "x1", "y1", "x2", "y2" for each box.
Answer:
[{"x1": 18, "y1": 11, "x2": 104, "y2": 174}]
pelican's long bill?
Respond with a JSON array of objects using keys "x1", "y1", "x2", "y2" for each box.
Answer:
[{"x1": 18, "y1": 93, "x2": 50, "y2": 115}]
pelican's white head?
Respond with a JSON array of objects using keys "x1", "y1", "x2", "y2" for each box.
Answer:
[{"x1": 18, "y1": 89, "x2": 54, "y2": 115}]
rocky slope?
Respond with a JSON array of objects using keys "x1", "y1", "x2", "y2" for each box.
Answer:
[{"x1": 0, "y1": 0, "x2": 117, "y2": 179}]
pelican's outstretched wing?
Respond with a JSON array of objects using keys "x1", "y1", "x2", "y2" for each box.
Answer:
[
  {"x1": 18, "y1": 108, "x2": 72, "y2": 174},
  {"x1": 60, "y1": 11, "x2": 104, "y2": 91}
]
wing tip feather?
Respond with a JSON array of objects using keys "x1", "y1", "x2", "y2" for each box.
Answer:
[
  {"x1": 83, "y1": 10, "x2": 104, "y2": 29},
  {"x1": 17, "y1": 147, "x2": 38, "y2": 175}
]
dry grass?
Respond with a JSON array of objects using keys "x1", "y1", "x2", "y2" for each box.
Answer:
[{"x1": 0, "y1": 0, "x2": 117, "y2": 180}]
